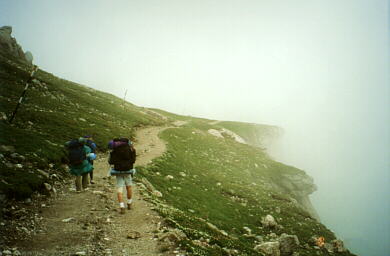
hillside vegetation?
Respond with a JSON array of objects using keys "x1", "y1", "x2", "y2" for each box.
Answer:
[
  {"x1": 0, "y1": 53, "x2": 166, "y2": 199},
  {"x1": 0, "y1": 53, "x2": 356, "y2": 255}
]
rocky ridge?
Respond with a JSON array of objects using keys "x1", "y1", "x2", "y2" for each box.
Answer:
[{"x1": 0, "y1": 26, "x2": 32, "y2": 64}]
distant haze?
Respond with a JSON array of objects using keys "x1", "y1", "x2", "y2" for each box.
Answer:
[{"x1": 1, "y1": 1, "x2": 389, "y2": 255}]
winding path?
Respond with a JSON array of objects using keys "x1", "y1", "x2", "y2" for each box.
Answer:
[{"x1": 15, "y1": 126, "x2": 173, "y2": 256}]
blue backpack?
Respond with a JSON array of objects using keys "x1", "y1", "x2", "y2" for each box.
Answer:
[{"x1": 67, "y1": 139, "x2": 86, "y2": 165}]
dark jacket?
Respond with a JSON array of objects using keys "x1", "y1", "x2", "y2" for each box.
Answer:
[
  {"x1": 108, "y1": 144, "x2": 136, "y2": 171},
  {"x1": 68, "y1": 145, "x2": 94, "y2": 176}
]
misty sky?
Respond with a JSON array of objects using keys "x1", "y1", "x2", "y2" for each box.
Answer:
[{"x1": 1, "y1": 1, "x2": 389, "y2": 255}]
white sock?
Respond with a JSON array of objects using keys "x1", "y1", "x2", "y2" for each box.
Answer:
[
  {"x1": 127, "y1": 199, "x2": 133, "y2": 204},
  {"x1": 119, "y1": 202, "x2": 125, "y2": 208}
]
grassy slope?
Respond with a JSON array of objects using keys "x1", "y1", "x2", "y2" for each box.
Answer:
[
  {"x1": 138, "y1": 119, "x2": 356, "y2": 255},
  {"x1": 0, "y1": 53, "x2": 355, "y2": 255},
  {"x1": 0, "y1": 53, "x2": 166, "y2": 198}
]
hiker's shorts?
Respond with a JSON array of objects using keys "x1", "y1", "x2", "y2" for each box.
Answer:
[{"x1": 116, "y1": 174, "x2": 133, "y2": 190}]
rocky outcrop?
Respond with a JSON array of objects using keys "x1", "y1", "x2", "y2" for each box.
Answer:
[
  {"x1": 25, "y1": 51, "x2": 33, "y2": 64},
  {"x1": 278, "y1": 172, "x2": 320, "y2": 220},
  {"x1": 0, "y1": 26, "x2": 32, "y2": 64}
]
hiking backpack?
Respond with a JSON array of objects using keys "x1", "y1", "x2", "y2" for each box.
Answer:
[
  {"x1": 66, "y1": 139, "x2": 86, "y2": 165},
  {"x1": 109, "y1": 138, "x2": 135, "y2": 171},
  {"x1": 108, "y1": 138, "x2": 128, "y2": 150}
]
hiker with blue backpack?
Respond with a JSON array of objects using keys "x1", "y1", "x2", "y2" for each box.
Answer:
[
  {"x1": 108, "y1": 138, "x2": 136, "y2": 214},
  {"x1": 65, "y1": 137, "x2": 96, "y2": 192},
  {"x1": 83, "y1": 135, "x2": 97, "y2": 184}
]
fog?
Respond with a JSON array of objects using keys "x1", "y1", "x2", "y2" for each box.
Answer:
[{"x1": 1, "y1": 0, "x2": 389, "y2": 255}]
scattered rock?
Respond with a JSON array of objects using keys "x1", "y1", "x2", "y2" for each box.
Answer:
[
  {"x1": 243, "y1": 226, "x2": 252, "y2": 234},
  {"x1": 261, "y1": 214, "x2": 277, "y2": 228},
  {"x1": 152, "y1": 190, "x2": 163, "y2": 197},
  {"x1": 0, "y1": 145, "x2": 15, "y2": 153},
  {"x1": 44, "y1": 183, "x2": 52, "y2": 192},
  {"x1": 165, "y1": 175, "x2": 174, "y2": 180},
  {"x1": 256, "y1": 235, "x2": 264, "y2": 242},
  {"x1": 2, "y1": 249, "x2": 12, "y2": 255},
  {"x1": 127, "y1": 231, "x2": 141, "y2": 239},
  {"x1": 206, "y1": 222, "x2": 229, "y2": 236},
  {"x1": 279, "y1": 233, "x2": 299, "y2": 256},
  {"x1": 332, "y1": 239, "x2": 346, "y2": 252},
  {"x1": 74, "y1": 252, "x2": 86, "y2": 256},
  {"x1": 10, "y1": 153, "x2": 25, "y2": 161},
  {"x1": 62, "y1": 217, "x2": 74, "y2": 223},
  {"x1": 254, "y1": 241, "x2": 281, "y2": 256},
  {"x1": 37, "y1": 169, "x2": 50, "y2": 178},
  {"x1": 0, "y1": 112, "x2": 7, "y2": 120},
  {"x1": 179, "y1": 172, "x2": 186, "y2": 177},
  {"x1": 78, "y1": 118, "x2": 86, "y2": 122},
  {"x1": 159, "y1": 229, "x2": 187, "y2": 243},
  {"x1": 324, "y1": 243, "x2": 334, "y2": 253},
  {"x1": 13, "y1": 249, "x2": 21, "y2": 256}
]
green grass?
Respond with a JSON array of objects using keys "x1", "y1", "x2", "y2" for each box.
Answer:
[
  {"x1": 0, "y1": 53, "x2": 167, "y2": 199},
  {"x1": 138, "y1": 125, "x2": 356, "y2": 255},
  {"x1": 0, "y1": 52, "x2": 356, "y2": 255}
]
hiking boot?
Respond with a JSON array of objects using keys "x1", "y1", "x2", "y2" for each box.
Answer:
[
  {"x1": 90, "y1": 180, "x2": 95, "y2": 184},
  {"x1": 127, "y1": 203, "x2": 132, "y2": 210},
  {"x1": 120, "y1": 207, "x2": 126, "y2": 214}
]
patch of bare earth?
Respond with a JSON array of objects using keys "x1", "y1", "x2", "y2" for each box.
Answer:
[{"x1": 11, "y1": 126, "x2": 181, "y2": 256}]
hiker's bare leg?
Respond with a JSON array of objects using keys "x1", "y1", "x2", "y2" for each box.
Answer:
[
  {"x1": 126, "y1": 186, "x2": 132, "y2": 199},
  {"x1": 117, "y1": 191, "x2": 123, "y2": 203},
  {"x1": 126, "y1": 185, "x2": 132, "y2": 209},
  {"x1": 117, "y1": 187, "x2": 126, "y2": 214}
]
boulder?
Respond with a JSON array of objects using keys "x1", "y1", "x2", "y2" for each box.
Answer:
[
  {"x1": 331, "y1": 239, "x2": 346, "y2": 252},
  {"x1": 37, "y1": 169, "x2": 50, "y2": 178},
  {"x1": 262, "y1": 214, "x2": 277, "y2": 228},
  {"x1": 324, "y1": 243, "x2": 333, "y2": 253},
  {"x1": 254, "y1": 241, "x2": 280, "y2": 256},
  {"x1": 278, "y1": 233, "x2": 299, "y2": 255},
  {"x1": 44, "y1": 183, "x2": 52, "y2": 192},
  {"x1": 159, "y1": 229, "x2": 186, "y2": 243}
]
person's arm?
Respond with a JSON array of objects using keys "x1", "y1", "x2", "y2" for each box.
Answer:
[
  {"x1": 108, "y1": 151, "x2": 114, "y2": 165},
  {"x1": 91, "y1": 142, "x2": 97, "y2": 152},
  {"x1": 131, "y1": 147, "x2": 136, "y2": 163}
]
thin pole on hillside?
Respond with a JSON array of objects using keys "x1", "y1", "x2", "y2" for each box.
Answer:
[
  {"x1": 122, "y1": 89, "x2": 128, "y2": 109},
  {"x1": 9, "y1": 65, "x2": 39, "y2": 124}
]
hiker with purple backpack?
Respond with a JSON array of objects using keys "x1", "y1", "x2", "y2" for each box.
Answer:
[{"x1": 108, "y1": 138, "x2": 136, "y2": 214}]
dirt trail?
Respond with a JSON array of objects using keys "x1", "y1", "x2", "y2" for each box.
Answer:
[{"x1": 14, "y1": 126, "x2": 175, "y2": 256}]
